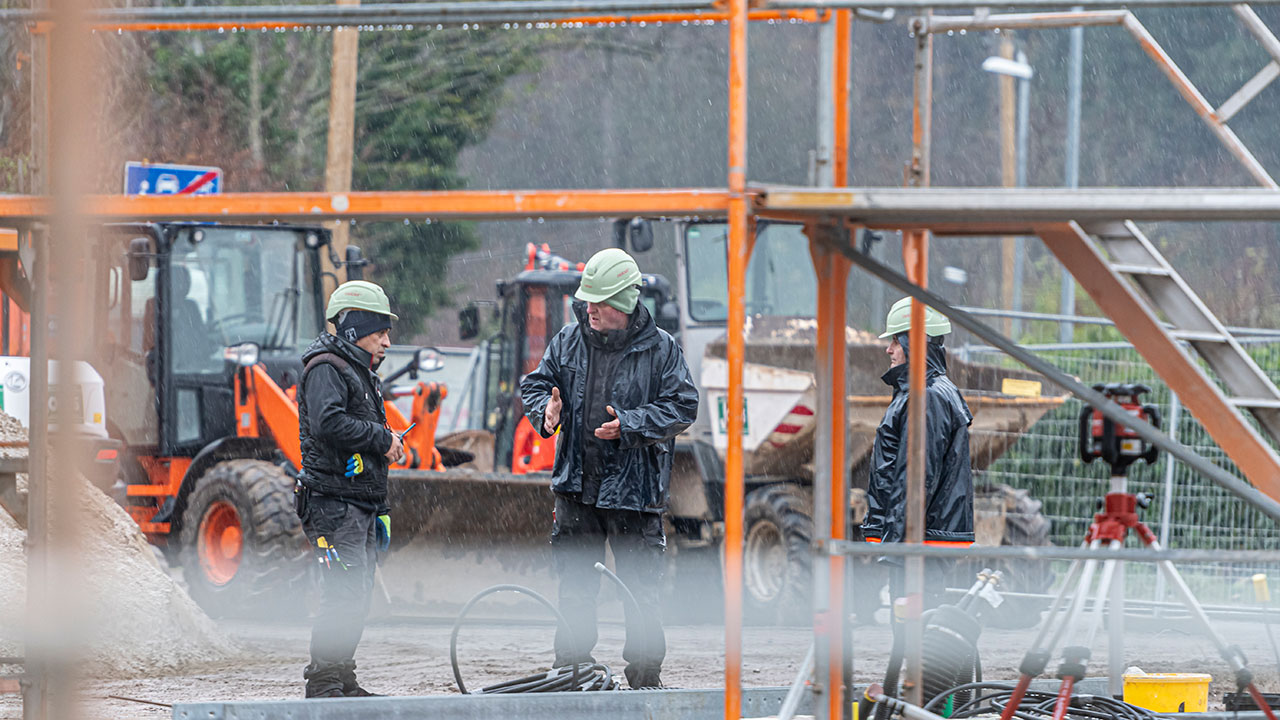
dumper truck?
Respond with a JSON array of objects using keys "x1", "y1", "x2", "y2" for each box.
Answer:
[{"x1": 435, "y1": 221, "x2": 1065, "y2": 623}]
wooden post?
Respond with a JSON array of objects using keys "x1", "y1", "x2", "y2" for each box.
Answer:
[{"x1": 324, "y1": 0, "x2": 360, "y2": 280}]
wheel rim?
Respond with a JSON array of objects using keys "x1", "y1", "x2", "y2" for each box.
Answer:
[
  {"x1": 744, "y1": 520, "x2": 787, "y2": 603},
  {"x1": 198, "y1": 501, "x2": 243, "y2": 586}
]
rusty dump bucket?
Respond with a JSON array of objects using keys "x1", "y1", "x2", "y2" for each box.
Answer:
[{"x1": 702, "y1": 317, "x2": 1068, "y2": 478}]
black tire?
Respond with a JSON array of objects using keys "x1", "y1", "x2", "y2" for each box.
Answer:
[
  {"x1": 743, "y1": 483, "x2": 813, "y2": 625},
  {"x1": 981, "y1": 484, "x2": 1055, "y2": 629},
  {"x1": 179, "y1": 459, "x2": 310, "y2": 618}
]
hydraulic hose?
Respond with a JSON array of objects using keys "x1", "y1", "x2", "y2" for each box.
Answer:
[
  {"x1": 874, "y1": 610, "x2": 907, "y2": 720},
  {"x1": 920, "y1": 681, "x2": 1161, "y2": 720},
  {"x1": 920, "y1": 605, "x2": 982, "y2": 706},
  {"x1": 594, "y1": 562, "x2": 643, "y2": 618},
  {"x1": 450, "y1": 568, "x2": 648, "y2": 695},
  {"x1": 872, "y1": 570, "x2": 998, "y2": 720},
  {"x1": 451, "y1": 583, "x2": 603, "y2": 694}
]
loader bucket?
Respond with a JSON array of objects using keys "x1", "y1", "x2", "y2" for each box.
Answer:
[{"x1": 383, "y1": 467, "x2": 557, "y2": 614}]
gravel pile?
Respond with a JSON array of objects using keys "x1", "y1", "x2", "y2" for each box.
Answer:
[{"x1": 0, "y1": 411, "x2": 240, "y2": 678}]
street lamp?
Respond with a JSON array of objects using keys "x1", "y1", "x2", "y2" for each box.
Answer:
[{"x1": 984, "y1": 49, "x2": 1032, "y2": 337}]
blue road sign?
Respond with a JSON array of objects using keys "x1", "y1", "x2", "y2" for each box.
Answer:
[{"x1": 124, "y1": 162, "x2": 223, "y2": 195}]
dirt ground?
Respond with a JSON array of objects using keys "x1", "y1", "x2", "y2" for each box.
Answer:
[
  {"x1": 5, "y1": 532, "x2": 1280, "y2": 719},
  {"x1": 6, "y1": 604, "x2": 1280, "y2": 719}
]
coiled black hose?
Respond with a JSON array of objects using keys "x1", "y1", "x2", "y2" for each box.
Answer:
[
  {"x1": 920, "y1": 605, "x2": 983, "y2": 708},
  {"x1": 450, "y1": 565, "x2": 647, "y2": 695},
  {"x1": 450, "y1": 583, "x2": 619, "y2": 693},
  {"x1": 920, "y1": 681, "x2": 1162, "y2": 720}
]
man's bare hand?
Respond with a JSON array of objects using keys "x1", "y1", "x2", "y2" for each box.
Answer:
[
  {"x1": 594, "y1": 405, "x2": 621, "y2": 440},
  {"x1": 543, "y1": 387, "x2": 563, "y2": 435},
  {"x1": 386, "y1": 433, "x2": 406, "y2": 464}
]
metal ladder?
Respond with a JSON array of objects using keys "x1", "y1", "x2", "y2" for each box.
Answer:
[
  {"x1": 1090, "y1": 220, "x2": 1280, "y2": 439},
  {"x1": 1039, "y1": 220, "x2": 1280, "y2": 498}
]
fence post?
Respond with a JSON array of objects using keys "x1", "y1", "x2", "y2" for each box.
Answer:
[{"x1": 1153, "y1": 390, "x2": 1182, "y2": 612}]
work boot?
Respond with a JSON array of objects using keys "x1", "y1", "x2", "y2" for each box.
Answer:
[
  {"x1": 625, "y1": 667, "x2": 664, "y2": 690},
  {"x1": 305, "y1": 688, "x2": 345, "y2": 699},
  {"x1": 343, "y1": 686, "x2": 386, "y2": 697}
]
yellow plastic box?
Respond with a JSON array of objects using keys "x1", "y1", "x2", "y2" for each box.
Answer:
[{"x1": 1123, "y1": 673, "x2": 1212, "y2": 713}]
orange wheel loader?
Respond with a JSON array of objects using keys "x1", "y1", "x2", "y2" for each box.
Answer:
[{"x1": 91, "y1": 223, "x2": 452, "y2": 617}]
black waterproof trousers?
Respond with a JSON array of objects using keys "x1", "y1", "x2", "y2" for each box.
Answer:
[
  {"x1": 301, "y1": 494, "x2": 378, "y2": 697},
  {"x1": 551, "y1": 493, "x2": 666, "y2": 689},
  {"x1": 886, "y1": 558, "x2": 954, "y2": 609}
]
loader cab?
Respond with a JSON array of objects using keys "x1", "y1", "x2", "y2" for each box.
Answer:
[
  {"x1": 467, "y1": 267, "x2": 676, "y2": 473},
  {"x1": 95, "y1": 223, "x2": 327, "y2": 458}
]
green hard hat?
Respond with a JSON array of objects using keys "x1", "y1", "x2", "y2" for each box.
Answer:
[
  {"x1": 326, "y1": 280, "x2": 399, "y2": 322},
  {"x1": 879, "y1": 296, "x2": 951, "y2": 338},
  {"x1": 575, "y1": 248, "x2": 642, "y2": 305}
]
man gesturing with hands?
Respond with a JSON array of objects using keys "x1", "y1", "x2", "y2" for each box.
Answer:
[
  {"x1": 521, "y1": 248, "x2": 698, "y2": 690},
  {"x1": 543, "y1": 386, "x2": 622, "y2": 439}
]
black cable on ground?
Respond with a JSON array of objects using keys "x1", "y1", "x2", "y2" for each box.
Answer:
[
  {"x1": 469, "y1": 663, "x2": 620, "y2": 693},
  {"x1": 920, "y1": 681, "x2": 1164, "y2": 720},
  {"x1": 450, "y1": 583, "x2": 622, "y2": 694},
  {"x1": 875, "y1": 618, "x2": 907, "y2": 720}
]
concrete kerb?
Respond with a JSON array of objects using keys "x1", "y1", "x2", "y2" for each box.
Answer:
[
  {"x1": 171, "y1": 679, "x2": 1268, "y2": 719},
  {"x1": 172, "y1": 687, "x2": 810, "y2": 720}
]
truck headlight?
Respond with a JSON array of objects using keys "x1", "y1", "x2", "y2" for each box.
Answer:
[{"x1": 223, "y1": 342, "x2": 261, "y2": 368}]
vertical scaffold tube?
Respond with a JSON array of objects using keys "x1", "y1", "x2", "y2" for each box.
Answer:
[{"x1": 723, "y1": 0, "x2": 748, "y2": 715}]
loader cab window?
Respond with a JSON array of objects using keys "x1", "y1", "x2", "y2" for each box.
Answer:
[
  {"x1": 99, "y1": 230, "x2": 161, "y2": 448},
  {"x1": 168, "y1": 227, "x2": 323, "y2": 374},
  {"x1": 684, "y1": 222, "x2": 816, "y2": 322}
]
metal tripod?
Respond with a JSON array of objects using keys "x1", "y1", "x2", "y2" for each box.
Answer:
[{"x1": 999, "y1": 473, "x2": 1279, "y2": 720}]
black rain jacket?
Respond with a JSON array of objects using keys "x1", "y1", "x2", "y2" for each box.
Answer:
[
  {"x1": 520, "y1": 302, "x2": 699, "y2": 513},
  {"x1": 298, "y1": 332, "x2": 393, "y2": 510},
  {"x1": 861, "y1": 337, "x2": 975, "y2": 548}
]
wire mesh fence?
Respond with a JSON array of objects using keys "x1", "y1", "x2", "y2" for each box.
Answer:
[{"x1": 962, "y1": 341, "x2": 1280, "y2": 606}]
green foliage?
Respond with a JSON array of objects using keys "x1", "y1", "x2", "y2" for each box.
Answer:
[
  {"x1": 363, "y1": 220, "x2": 479, "y2": 337},
  {"x1": 349, "y1": 28, "x2": 540, "y2": 333},
  {"x1": 114, "y1": 26, "x2": 541, "y2": 335}
]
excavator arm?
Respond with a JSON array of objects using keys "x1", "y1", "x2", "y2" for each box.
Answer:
[
  {"x1": 235, "y1": 364, "x2": 303, "y2": 469},
  {"x1": 234, "y1": 363, "x2": 447, "y2": 472}
]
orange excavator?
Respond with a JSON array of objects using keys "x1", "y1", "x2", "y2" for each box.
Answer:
[{"x1": 86, "y1": 223, "x2": 453, "y2": 616}]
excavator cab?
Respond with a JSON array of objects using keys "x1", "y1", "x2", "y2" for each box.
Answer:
[
  {"x1": 90, "y1": 223, "x2": 329, "y2": 615},
  {"x1": 95, "y1": 222, "x2": 454, "y2": 616},
  {"x1": 458, "y1": 243, "x2": 677, "y2": 475},
  {"x1": 95, "y1": 224, "x2": 326, "y2": 460}
]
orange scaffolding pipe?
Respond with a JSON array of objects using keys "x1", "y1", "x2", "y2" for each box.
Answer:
[
  {"x1": 811, "y1": 235, "x2": 850, "y2": 720},
  {"x1": 0, "y1": 188, "x2": 733, "y2": 223},
  {"x1": 820, "y1": 12, "x2": 852, "y2": 719},
  {"x1": 724, "y1": 0, "x2": 748, "y2": 713},
  {"x1": 27, "y1": 8, "x2": 825, "y2": 33}
]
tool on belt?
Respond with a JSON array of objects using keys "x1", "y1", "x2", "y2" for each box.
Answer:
[{"x1": 316, "y1": 536, "x2": 348, "y2": 570}]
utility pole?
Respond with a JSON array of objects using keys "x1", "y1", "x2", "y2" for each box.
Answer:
[
  {"x1": 324, "y1": 0, "x2": 360, "y2": 282},
  {"x1": 998, "y1": 36, "x2": 1015, "y2": 339}
]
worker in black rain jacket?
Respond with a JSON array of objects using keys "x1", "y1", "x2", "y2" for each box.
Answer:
[
  {"x1": 296, "y1": 280, "x2": 405, "y2": 699},
  {"x1": 861, "y1": 296, "x2": 974, "y2": 606},
  {"x1": 520, "y1": 247, "x2": 699, "y2": 690}
]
